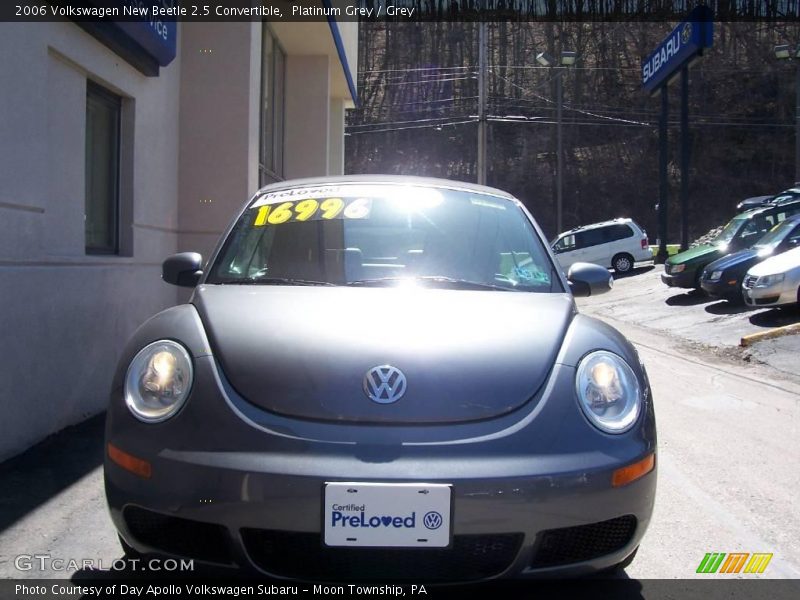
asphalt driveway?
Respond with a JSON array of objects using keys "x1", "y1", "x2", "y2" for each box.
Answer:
[{"x1": 578, "y1": 265, "x2": 800, "y2": 378}]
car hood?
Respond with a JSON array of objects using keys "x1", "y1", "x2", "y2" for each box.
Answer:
[
  {"x1": 705, "y1": 248, "x2": 762, "y2": 273},
  {"x1": 667, "y1": 244, "x2": 719, "y2": 265},
  {"x1": 193, "y1": 285, "x2": 575, "y2": 424},
  {"x1": 748, "y1": 245, "x2": 800, "y2": 277}
]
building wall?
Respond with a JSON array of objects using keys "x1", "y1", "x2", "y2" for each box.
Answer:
[
  {"x1": 177, "y1": 22, "x2": 261, "y2": 261},
  {"x1": 0, "y1": 18, "x2": 357, "y2": 461},
  {"x1": 284, "y1": 55, "x2": 331, "y2": 179},
  {"x1": 0, "y1": 22, "x2": 181, "y2": 461}
]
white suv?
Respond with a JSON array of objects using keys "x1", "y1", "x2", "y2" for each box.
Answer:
[{"x1": 551, "y1": 218, "x2": 651, "y2": 274}]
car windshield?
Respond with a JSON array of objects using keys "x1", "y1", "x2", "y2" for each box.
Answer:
[
  {"x1": 714, "y1": 216, "x2": 748, "y2": 246},
  {"x1": 207, "y1": 184, "x2": 563, "y2": 293},
  {"x1": 754, "y1": 221, "x2": 798, "y2": 250}
]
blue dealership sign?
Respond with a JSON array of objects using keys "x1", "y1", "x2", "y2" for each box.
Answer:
[
  {"x1": 642, "y1": 6, "x2": 713, "y2": 94},
  {"x1": 75, "y1": 1, "x2": 177, "y2": 73},
  {"x1": 116, "y1": 5, "x2": 177, "y2": 68}
]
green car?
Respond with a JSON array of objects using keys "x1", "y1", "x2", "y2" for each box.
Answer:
[{"x1": 662, "y1": 200, "x2": 800, "y2": 289}]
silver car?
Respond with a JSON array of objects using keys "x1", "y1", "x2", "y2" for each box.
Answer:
[
  {"x1": 105, "y1": 176, "x2": 657, "y2": 580},
  {"x1": 743, "y1": 245, "x2": 800, "y2": 308}
]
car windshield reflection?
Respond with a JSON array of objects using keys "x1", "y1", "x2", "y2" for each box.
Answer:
[{"x1": 207, "y1": 184, "x2": 563, "y2": 293}]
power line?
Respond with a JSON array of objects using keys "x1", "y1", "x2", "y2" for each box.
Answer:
[
  {"x1": 361, "y1": 66, "x2": 472, "y2": 74},
  {"x1": 347, "y1": 115, "x2": 474, "y2": 129},
  {"x1": 345, "y1": 119, "x2": 477, "y2": 135}
]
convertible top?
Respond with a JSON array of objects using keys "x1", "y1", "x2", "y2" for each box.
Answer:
[{"x1": 254, "y1": 175, "x2": 517, "y2": 201}]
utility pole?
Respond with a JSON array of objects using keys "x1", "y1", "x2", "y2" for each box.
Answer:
[
  {"x1": 657, "y1": 86, "x2": 669, "y2": 264},
  {"x1": 477, "y1": 21, "x2": 487, "y2": 186},
  {"x1": 795, "y1": 60, "x2": 799, "y2": 182},
  {"x1": 773, "y1": 45, "x2": 800, "y2": 183},
  {"x1": 536, "y1": 50, "x2": 575, "y2": 234},
  {"x1": 556, "y1": 68, "x2": 563, "y2": 233},
  {"x1": 680, "y1": 67, "x2": 690, "y2": 251}
]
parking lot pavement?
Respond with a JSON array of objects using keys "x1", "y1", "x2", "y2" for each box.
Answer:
[
  {"x1": 579, "y1": 265, "x2": 800, "y2": 579},
  {"x1": 577, "y1": 265, "x2": 800, "y2": 380},
  {"x1": 0, "y1": 416, "x2": 121, "y2": 578}
]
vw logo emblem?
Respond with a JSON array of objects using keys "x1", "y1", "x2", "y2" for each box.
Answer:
[
  {"x1": 423, "y1": 511, "x2": 443, "y2": 530},
  {"x1": 363, "y1": 365, "x2": 407, "y2": 404}
]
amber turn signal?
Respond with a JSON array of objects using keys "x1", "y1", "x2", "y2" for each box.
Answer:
[
  {"x1": 108, "y1": 443, "x2": 152, "y2": 479},
  {"x1": 612, "y1": 453, "x2": 655, "y2": 487}
]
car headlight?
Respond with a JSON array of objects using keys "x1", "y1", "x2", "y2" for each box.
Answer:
[
  {"x1": 124, "y1": 340, "x2": 193, "y2": 423},
  {"x1": 755, "y1": 273, "x2": 784, "y2": 288},
  {"x1": 709, "y1": 270, "x2": 722, "y2": 281},
  {"x1": 575, "y1": 351, "x2": 641, "y2": 434},
  {"x1": 669, "y1": 263, "x2": 685, "y2": 273}
]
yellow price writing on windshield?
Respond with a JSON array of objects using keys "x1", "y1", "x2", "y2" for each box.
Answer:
[{"x1": 253, "y1": 197, "x2": 372, "y2": 227}]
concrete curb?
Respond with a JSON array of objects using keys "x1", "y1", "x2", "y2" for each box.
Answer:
[{"x1": 740, "y1": 322, "x2": 800, "y2": 347}]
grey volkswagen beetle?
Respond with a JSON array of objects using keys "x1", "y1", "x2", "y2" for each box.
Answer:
[{"x1": 105, "y1": 176, "x2": 656, "y2": 580}]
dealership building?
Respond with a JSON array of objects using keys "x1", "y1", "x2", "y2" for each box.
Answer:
[{"x1": 0, "y1": 10, "x2": 358, "y2": 460}]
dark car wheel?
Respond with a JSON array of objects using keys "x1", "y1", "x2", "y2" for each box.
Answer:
[
  {"x1": 692, "y1": 269, "x2": 705, "y2": 292},
  {"x1": 595, "y1": 546, "x2": 639, "y2": 577},
  {"x1": 612, "y1": 253, "x2": 634, "y2": 274},
  {"x1": 118, "y1": 534, "x2": 141, "y2": 559},
  {"x1": 726, "y1": 289, "x2": 745, "y2": 305},
  {"x1": 609, "y1": 546, "x2": 639, "y2": 573}
]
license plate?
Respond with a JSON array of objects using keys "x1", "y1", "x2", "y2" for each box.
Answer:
[{"x1": 323, "y1": 482, "x2": 451, "y2": 548}]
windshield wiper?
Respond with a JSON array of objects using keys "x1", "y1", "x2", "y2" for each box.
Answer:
[
  {"x1": 347, "y1": 276, "x2": 520, "y2": 291},
  {"x1": 227, "y1": 277, "x2": 335, "y2": 286}
]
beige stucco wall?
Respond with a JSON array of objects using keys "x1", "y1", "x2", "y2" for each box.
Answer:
[
  {"x1": 178, "y1": 21, "x2": 358, "y2": 259},
  {"x1": 177, "y1": 22, "x2": 262, "y2": 261},
  {"x1": 0, "y1": 22, "x2": 181, "y2": 461},
  {"x1": 0, "y1": 18, "x2": 357, "y2": 460}
]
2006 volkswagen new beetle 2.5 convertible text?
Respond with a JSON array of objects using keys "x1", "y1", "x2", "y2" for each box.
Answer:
[{"x1": 104, "y1": 176, "x2": 657, "y2": 580}]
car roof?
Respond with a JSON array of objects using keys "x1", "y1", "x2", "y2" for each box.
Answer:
[
  {"x1": 253, "y1": 175, "x2": 517, "y2": 201},
  {"x1": 776, "y1": 187, "x2": 800, "y2": 195},
  {"x1": 740, "y1": 197, "x2": 800, "y2": 217},
  {"x1": 559, "y1": 218, "x2": 634, "y2": 235}
]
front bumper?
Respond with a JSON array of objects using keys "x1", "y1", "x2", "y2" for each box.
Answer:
[
  {"x1": 106, "y1": 356, "x2": 657, "y2": 581},
  {"x1": 742, "y1": 284, "x2": 796, "y2": 308},
  {"x1": 700, "y1": 276, "x2": 740, "y2": 298},
  {"x1": 661, "y1": 268, "x2": 696, "y2": 288},
  {"x1": 106, "y1": 453, "x2": 654, "y2": 580}
]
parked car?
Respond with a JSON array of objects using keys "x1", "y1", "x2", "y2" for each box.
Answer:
[
  {"x1": 700, "y1": 214, "x2": 800, "y2": 301},
  {"x1": 736, "y1": 187, "x2": 800, "y2": 213},
  {"x1": 742, "y1": 245, "x2": 800, "y2": 309},
  {"x1": 662, "y1": 199, "x2": 800, "y2": 290},
  {"x1": 105, "y1": 176, "x2": 656, "y2": 580},
  {"x1": 770, "y1": 187, "x2": 800, "y2": 207},
  {"x1": 551, "y1": 218, "x2": 652, "y2": 274},
  {"x1": 735, "y1": 194, "x2": 774, "y2": 213}
]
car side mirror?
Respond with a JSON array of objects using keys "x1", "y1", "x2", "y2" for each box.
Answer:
[
  {"x1": 162, "y1": 252, "x2": 203, "y2": 287},
  {"x1": 567, "y1": 262, "x2": 613, "y2": 297}
]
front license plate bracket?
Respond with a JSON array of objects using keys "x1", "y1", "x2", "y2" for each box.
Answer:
[{"x1": 323, "y1": 482, "x2": 452, "y2": 548}]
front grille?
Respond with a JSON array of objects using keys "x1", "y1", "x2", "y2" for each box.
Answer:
[
  {"x1": 241, "y1": 529, "x2": 523, "y2": 581},
  {"x1": 755, "y1": 296, "x2": 780, "y2": 305},
  {"x1": 665, "y1": 264, "x2": 673, "y2": 274},
  {"x1": 530, "y1": 515, "x2": 637, "y2": 568},
  {"x1": 124, "y1": 506, "x2": 233, "y2": 564},
  {"x1": 743, "y1": 275, "x2": 757, "y2": 289}
]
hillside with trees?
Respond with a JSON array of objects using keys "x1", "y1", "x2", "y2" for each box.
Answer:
[{"x1": 345, "y1": 16, "x2": 800, "y2": 241}]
